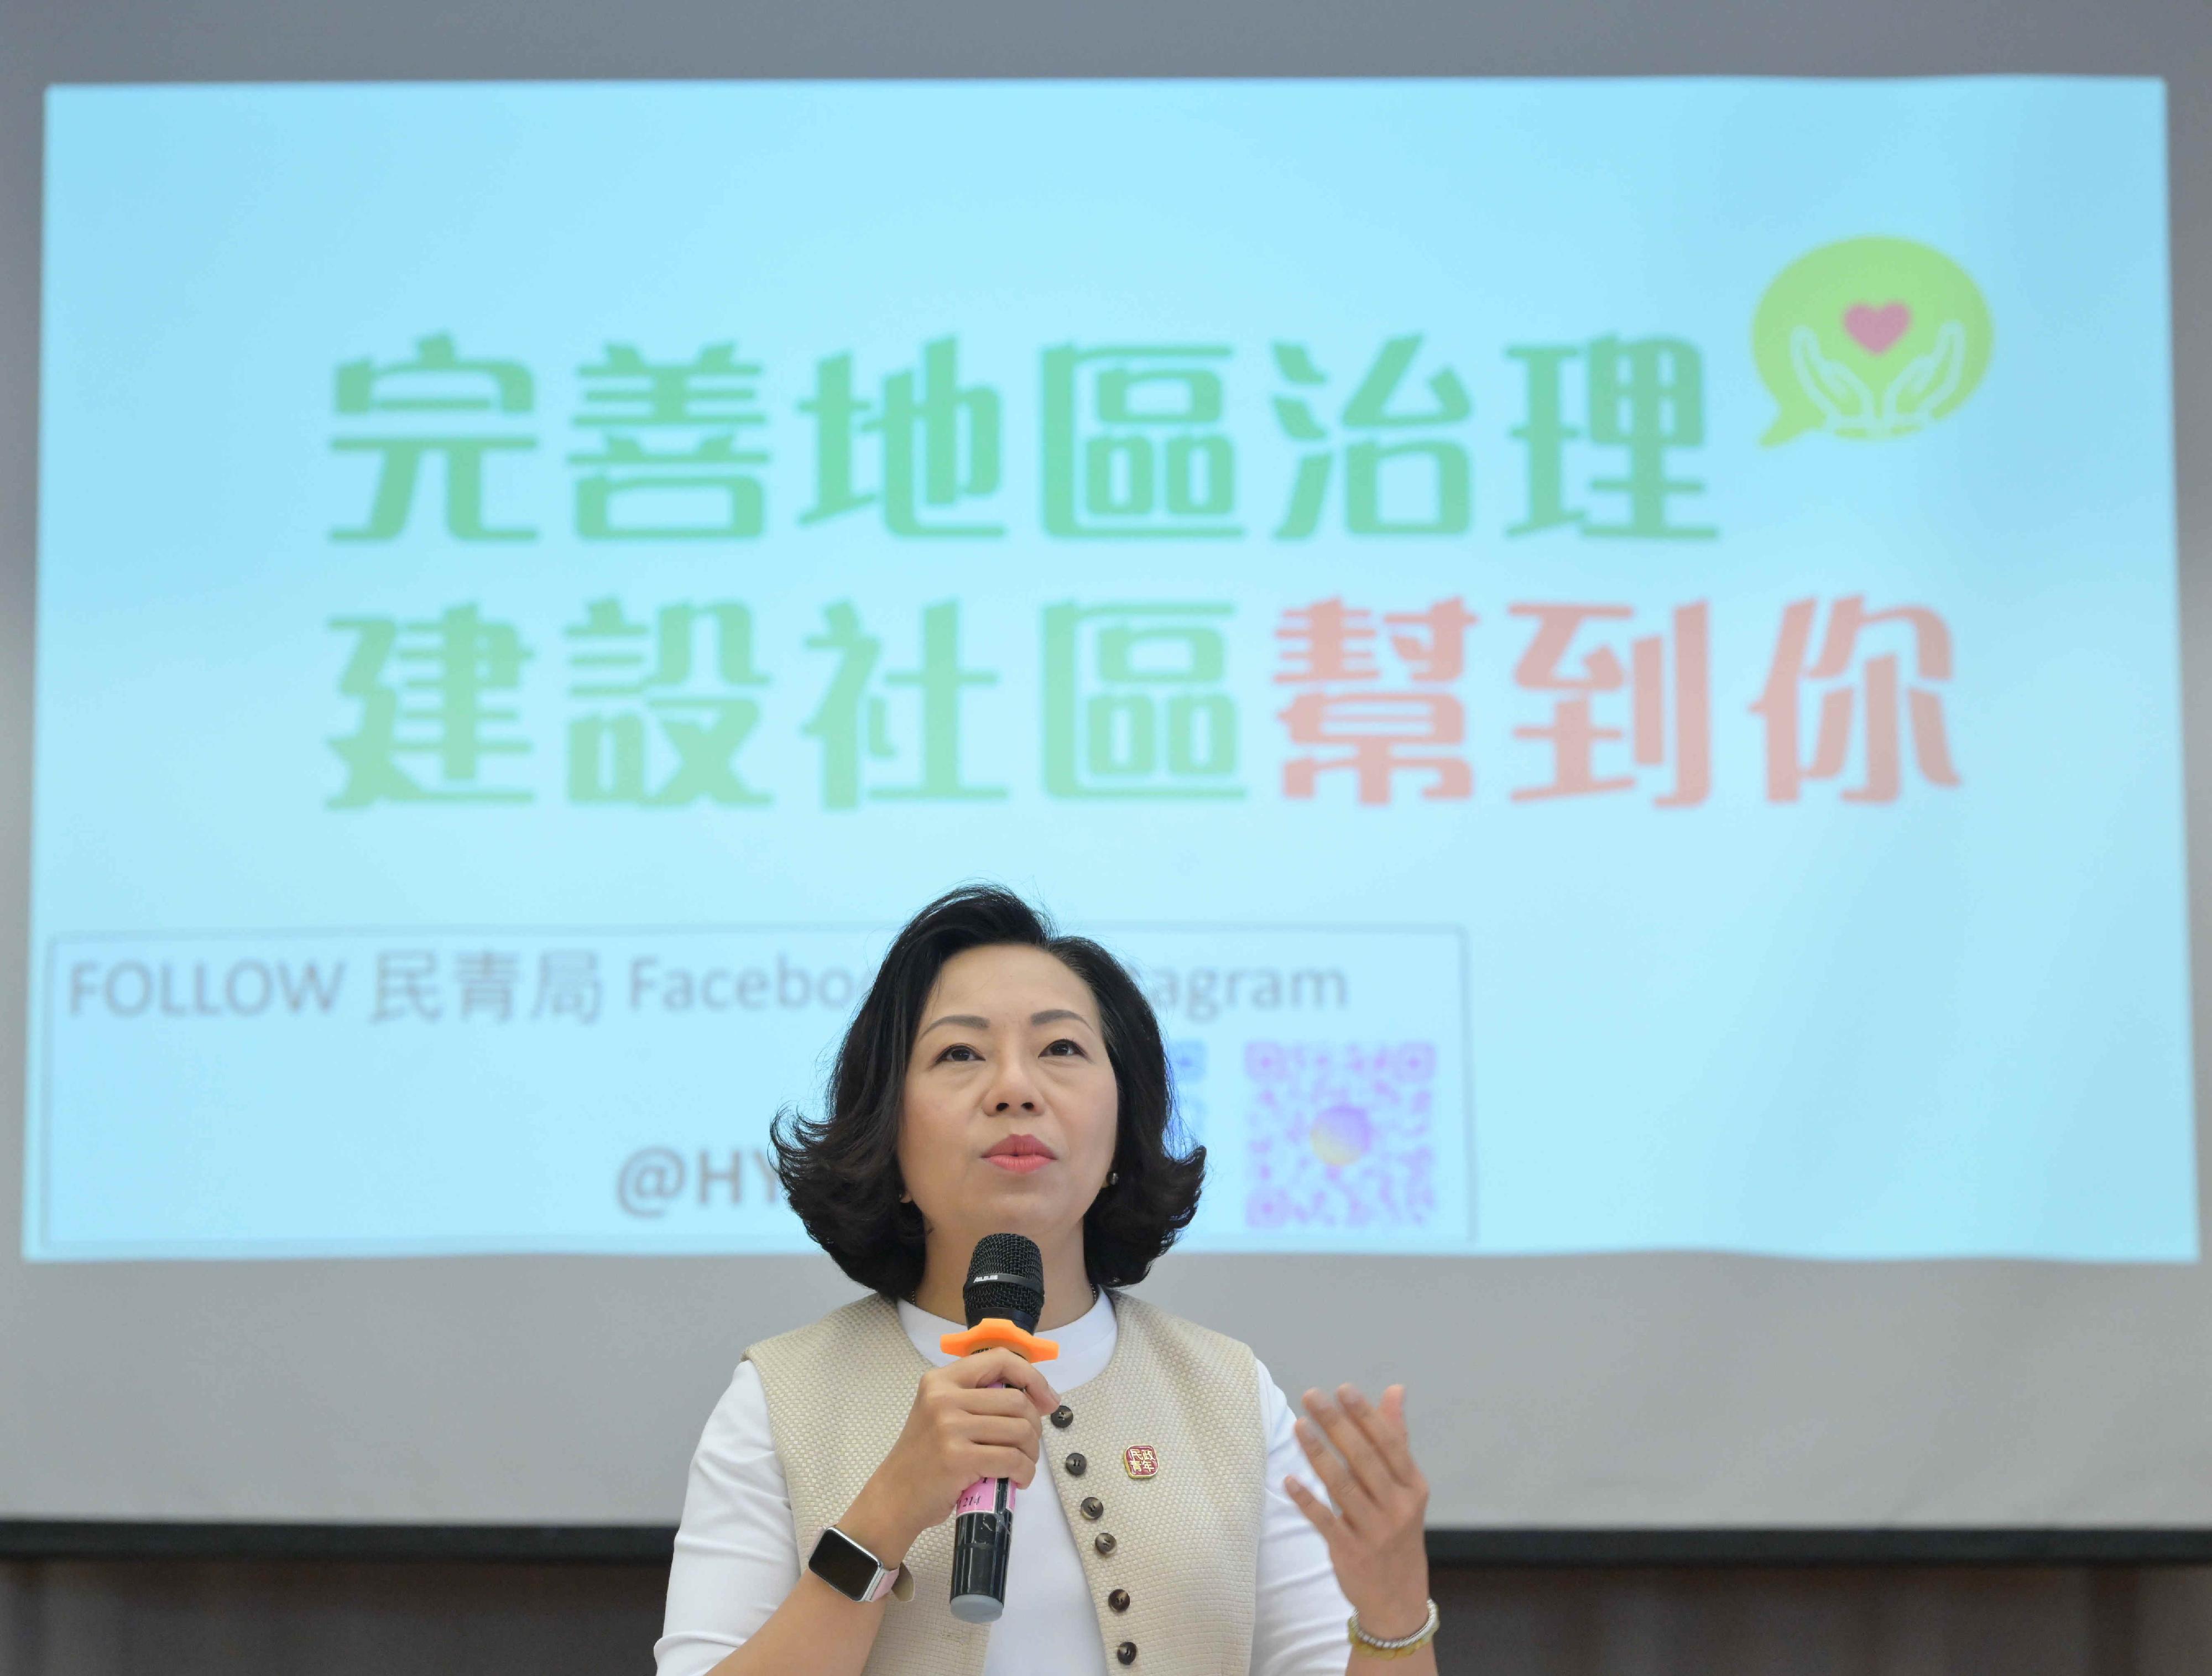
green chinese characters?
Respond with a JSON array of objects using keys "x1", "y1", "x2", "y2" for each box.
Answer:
[{"x1": 1753, "y1": 237, "x2": 1992, "y2": 445}]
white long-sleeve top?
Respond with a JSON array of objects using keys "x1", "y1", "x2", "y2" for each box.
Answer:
[{"x1": 656, "y1": 1289, "x2": 1354, "y2": 1676}]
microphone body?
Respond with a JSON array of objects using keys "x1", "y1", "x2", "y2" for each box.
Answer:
[
  {"x1": 947, "y1": 1450, "x2": 1019, "y2": 1620},
  {"x1": 943, "y1": 1234, "x2": 1057, "y2": 1625}
]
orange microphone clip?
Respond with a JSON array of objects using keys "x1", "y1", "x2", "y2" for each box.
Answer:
[{"x1": 940, "y1": 1318, "x2": 1060, "y2": 1362}]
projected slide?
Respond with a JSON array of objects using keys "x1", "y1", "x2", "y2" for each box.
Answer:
[{"x1": 25, "y1": 78, "x2": 2193, "y2": 1262}]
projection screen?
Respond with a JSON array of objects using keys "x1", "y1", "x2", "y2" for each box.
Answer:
[{"x1": 4, "y1": 72, "x2": 2208, "y2": 1541}]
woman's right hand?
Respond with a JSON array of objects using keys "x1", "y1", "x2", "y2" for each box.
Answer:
[{"x1": 838, "y1": 1350, "x2": 1061, "y2": 1567}]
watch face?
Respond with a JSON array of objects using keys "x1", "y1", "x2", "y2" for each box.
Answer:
[{"x1": 808, "y1": 1528, "x2": 882, "y2": 1600}]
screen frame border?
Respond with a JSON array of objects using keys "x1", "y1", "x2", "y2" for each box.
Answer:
[{"x1": 4, "y1": 1523, "x2": 2212, "y2": 1565}]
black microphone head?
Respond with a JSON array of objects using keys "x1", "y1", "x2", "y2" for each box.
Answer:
[{"x1": 963, "y1": 1233, "x2": 1045, "y2": 1332}]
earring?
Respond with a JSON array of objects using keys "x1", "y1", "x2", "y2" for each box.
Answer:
[{"x1": 1107, "y1": 1171, "x2": 1119, "y2": 1187}]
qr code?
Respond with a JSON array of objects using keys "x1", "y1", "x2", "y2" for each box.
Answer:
[
  {"x1": 1166, "y1": 1038, "x2": 1209, "y2": 1144},
  {"x1": 1243, "y1": 1042, "x2": 1438, "y2": 1229}
]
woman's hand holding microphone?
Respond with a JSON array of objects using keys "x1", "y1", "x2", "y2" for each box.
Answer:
[{"x1": 834, "y1": 1349, "x2": 1061, "y2": 1571}]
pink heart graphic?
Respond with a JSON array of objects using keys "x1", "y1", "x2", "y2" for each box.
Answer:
[{"x1": 1844, "y1": 302, "x2": 1912, "y2": 355}]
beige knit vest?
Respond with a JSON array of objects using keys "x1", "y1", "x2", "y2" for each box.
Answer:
[{"x1": 745, "y1": 1293, "x2": 1265, "y2": 1676}]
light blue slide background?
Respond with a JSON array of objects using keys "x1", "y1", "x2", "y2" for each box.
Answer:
[{"x1": 25, "y1": 77, "x2": 2195, "y2": 1261}]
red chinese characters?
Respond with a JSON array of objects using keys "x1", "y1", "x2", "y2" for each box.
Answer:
[
  {"x1": 1751, "y1": 596, "x2": 1961, "y2": 803},
  {"x1": 1509, "y1": 601, "x2": 1710, "y2": 807},
  {"x1": 1269, "y1": 592, "x2": 1960, "y2": 807},
  {"x1": 1275, "y1": 597, "x2": 1478, "y2": 805}
]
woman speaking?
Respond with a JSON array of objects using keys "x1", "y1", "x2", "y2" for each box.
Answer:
[{"x1": 656, "y1": 886, "x2": 1439, "y2": 1676}]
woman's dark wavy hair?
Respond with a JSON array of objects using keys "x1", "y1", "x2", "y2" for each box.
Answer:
[{"x1": 771, "y1": 884, "x2": 1205, "y2": 1301}]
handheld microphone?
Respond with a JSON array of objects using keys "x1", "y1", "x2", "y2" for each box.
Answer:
[{"x1": 940, "y1": 1233, "x2": 1057, "y2": 1624}]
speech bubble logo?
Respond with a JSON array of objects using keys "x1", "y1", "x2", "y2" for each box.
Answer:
[{"x1": 1753, "y1": 237, "x2": 1992, "y2": 445}]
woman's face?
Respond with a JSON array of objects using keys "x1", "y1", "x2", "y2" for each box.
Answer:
[{"x1": 898, "y1": 942, "x2": 1120, "y2": 1261}]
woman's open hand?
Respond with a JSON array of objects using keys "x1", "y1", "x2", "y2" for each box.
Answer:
[
  {"x1": 840, "y1": 1349, "x2": 1060, "y2": 1566},
  {"x1": 1285, "y1": 1384, "x2": 1431, "y2": 1642}
]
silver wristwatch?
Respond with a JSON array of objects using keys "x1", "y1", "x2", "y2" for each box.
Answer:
[{"x1": 807, "y1": 1526, "x2": 910, "y2": 1604}]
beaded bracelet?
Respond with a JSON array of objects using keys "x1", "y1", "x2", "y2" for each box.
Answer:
[{"x1": 1347, "y1": 1597, "x2": 1440, "y2": 1659}]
